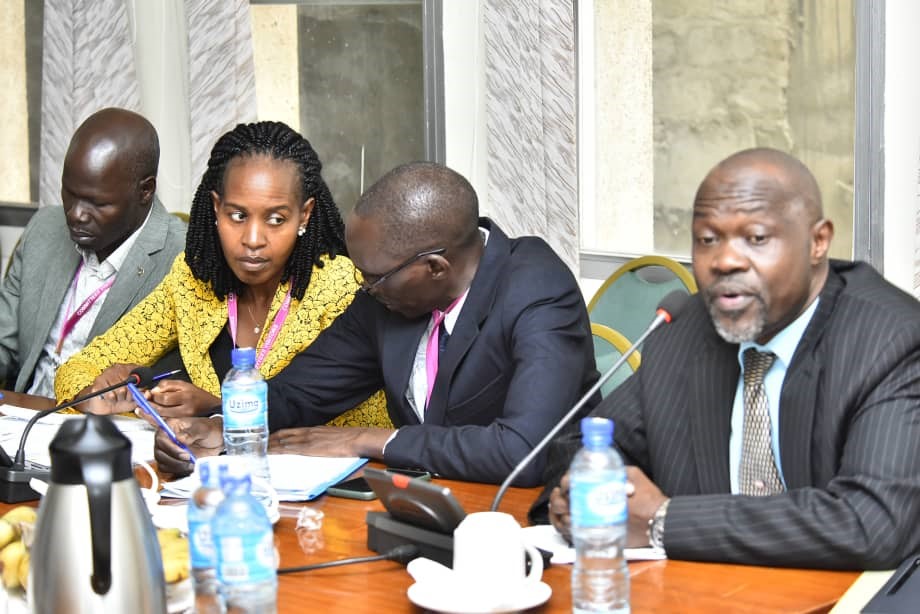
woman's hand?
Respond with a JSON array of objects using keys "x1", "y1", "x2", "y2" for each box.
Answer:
[
  {"x1": 78, "y1": 364, "x2": 143, "y2": 415},
  {"x1": 145, "y1": 380, "x2": 220, "y2": 418},
  {"x1": 153, "y1": 416, "x2": 224, "y2": 477}
]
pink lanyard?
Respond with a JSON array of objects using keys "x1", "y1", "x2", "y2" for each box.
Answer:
[
  {"x1": 227, "y1": 288, "x2": 293, "y2": 368},
  {"x1": 54, "y1": 262, "x2": 116, "y2": 354}
]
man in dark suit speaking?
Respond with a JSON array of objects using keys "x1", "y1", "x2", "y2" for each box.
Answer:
[
  {"x1": 538, "y1": 148, "x2": 920, "y2": 569},
  {"x1": 154, "y1": 162, "x2": 598, "y2": 485}
]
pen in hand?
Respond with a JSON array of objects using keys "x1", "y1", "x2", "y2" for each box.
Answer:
[{"x1": 127, "y1": 382, "x2": 197, "y2": 464}]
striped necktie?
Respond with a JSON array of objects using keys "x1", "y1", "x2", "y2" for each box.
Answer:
[{"x1": 739, "y1": 348, "x2": 784, "y2": 496}]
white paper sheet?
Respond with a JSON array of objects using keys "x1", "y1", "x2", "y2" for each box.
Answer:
[
  {"x1": 160, "y1": 454, "x2": 367, "y2": 502},
  {"x1": 521, "y1": 524, "x2": 666, "y2": 564},
  {"x1": 0, "y1": 405, "x2": 155, "y2": 467}
]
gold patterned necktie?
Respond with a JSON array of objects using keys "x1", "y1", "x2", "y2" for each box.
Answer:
[{"x1": 739, "y1": 348, "x2": 784, "y2": 496}]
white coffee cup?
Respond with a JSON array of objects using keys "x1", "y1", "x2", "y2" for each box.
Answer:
[{"x1": 452, "y1": 511, "x2": 543, "y2": 597}]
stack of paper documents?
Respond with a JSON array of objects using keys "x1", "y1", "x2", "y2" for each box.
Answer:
[
  {"x1": 161, "y1": 454, "x2": 367, "y2": 502},
  {"x1": 0, "y1": 404, "x2": 155, "y2": 466}
]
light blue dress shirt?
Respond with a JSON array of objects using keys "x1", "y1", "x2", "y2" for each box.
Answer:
[{"x1": 728, "y1": 297, "x2": 820, "y2": 493}]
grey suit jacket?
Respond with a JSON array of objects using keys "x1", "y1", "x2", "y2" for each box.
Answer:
[
  {"x1": 0, "y1": 199, "x2": 186, "y2": 392},
  {"x1": 535, "y1": 260, "x2": 920, "y2": 570}
]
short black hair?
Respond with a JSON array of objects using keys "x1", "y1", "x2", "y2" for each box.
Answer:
[
  {"x1": 353, "y1": 161, "x2": 479, "y2": 258},
  {"x1": 185, "y1": 121, "x2": 346, "y2": 300}
]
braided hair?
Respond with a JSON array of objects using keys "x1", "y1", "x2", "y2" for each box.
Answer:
[{"x1": 185, "y1": 121, "x2": 346, "y2": 300}]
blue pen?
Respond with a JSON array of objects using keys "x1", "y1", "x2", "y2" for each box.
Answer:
[
  {"x1": 127, "y1": 382, "x2": 197, "y2": 463},
  {"x1": 152, "y1": 368, "x2": 183, "y2": 382}
]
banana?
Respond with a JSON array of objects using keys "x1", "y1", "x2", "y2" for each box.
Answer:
[
  {"x1": 162, "y1": 554, "x2": 190, "y2": 584},
  {"x1": 1, "y1": 506, "x2": 37, "y2": 527},
  {"x1": 156, "y1": 528, "x2": 191, "y2": 584},
  {"x1": 17, "y1": 550, "x2": 28, "y2": 591},
  {"x1": 0, "y1": 540, "x2": 26, "y2": 590},
  {"x1": 0, "y1": 520, "x2": 16, "y2": 550}
]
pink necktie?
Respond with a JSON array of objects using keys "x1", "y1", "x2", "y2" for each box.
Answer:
[{"x1": 425, "y1": 297, "x2": 462, "y2": 407}]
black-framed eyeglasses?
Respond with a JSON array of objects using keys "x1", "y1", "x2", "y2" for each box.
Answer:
[{"x1": 355, "y1": 247, "x2": 446, "y2": 293}]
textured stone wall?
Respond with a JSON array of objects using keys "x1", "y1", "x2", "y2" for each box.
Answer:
[{"x1": 652, "y1": 0, "x2": 854, "y2": 258}]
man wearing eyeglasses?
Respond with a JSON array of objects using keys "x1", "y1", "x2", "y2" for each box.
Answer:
[{"x1": 154, "y1": 162, "x2": 598, "y2": 486}]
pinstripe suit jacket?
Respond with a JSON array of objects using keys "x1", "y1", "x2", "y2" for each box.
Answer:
[{"x1": 535, "y1": 260, "x2": 920, "y2": 569}]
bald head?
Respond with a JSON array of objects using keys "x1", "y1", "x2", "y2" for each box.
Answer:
[
  {"x1": 697, "y1": 147, "x2": 824, "y2": 224},
  {"x1": 691, "y1": 148, "x2": 834, "y2": 345},
  {"x1": 352, "y1": 162, "x2": 479, "y2": 258},
  {"x1": 66, "y1": 107, "x2": 159, "y2": 182}
]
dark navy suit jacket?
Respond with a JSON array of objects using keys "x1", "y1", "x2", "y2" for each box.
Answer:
[{"x1": 267, "y1": 219, "x2": 598, "y2": 485}]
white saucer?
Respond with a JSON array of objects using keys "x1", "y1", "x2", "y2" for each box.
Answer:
[{"x1": 407, "y1": 580, "x2": 552, "y2": 614}]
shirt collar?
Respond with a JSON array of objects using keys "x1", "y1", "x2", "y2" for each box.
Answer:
[
  {"x1": 442, "y1": 227, "x2": 489, "y2": 333},
  {"x1": 74, "y1": 206, "x2": 153, "y2": 273},
  {"x1": 737, "y1": 297, "x2": 820, "y2": 370}
]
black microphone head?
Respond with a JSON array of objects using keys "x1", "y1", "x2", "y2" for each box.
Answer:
[
  {"x1": 129, "y1": 367, "x2": 156, "y2": 388},
  {"x1": 656, "y1": 289, "x2": 691, "y2": 323}
]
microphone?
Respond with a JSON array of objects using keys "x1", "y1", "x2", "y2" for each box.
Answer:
[
  {"x1": 0, "y1": 367, "x2": 159, "y2": 503},
  {"x1": 277, "y1": 544, "x2": 419, "y2": 575},
  {"x1": 489, "y1": 290, "x2": 690, "y2": 512}
]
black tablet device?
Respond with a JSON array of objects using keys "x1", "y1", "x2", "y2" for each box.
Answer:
[{"x1": 363, "y1": 467, "x2": 467, "y2": 534}]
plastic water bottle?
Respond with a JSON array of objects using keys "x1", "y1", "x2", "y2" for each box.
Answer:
[
  {"x1": 187, "y1": 456, "x2": 226, "y2": 614},
  {"x1": 212, "y1": 459, "x2": 277, "y2": 614},
  {"x1": 569, "y1": 417, "x2": 630, "y2": 614},
  {"x1": 222, "y1": 347, "x2": 271, "y2": 496}
]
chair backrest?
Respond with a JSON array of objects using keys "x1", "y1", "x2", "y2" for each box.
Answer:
[
  {"x1": 591, "y1": 323, "x2": 640, "y2": 398},
  {"x1": 588, "y1": 255, "x2": 697, "y2": 344}
]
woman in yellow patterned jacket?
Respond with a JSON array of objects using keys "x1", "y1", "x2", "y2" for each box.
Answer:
[{"x1": 55, "y1": 121, "x2": 389, "y2": 428}]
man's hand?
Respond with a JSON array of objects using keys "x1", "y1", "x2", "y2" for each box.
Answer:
[
  {"x1": 625, "y1": 466, "x2": 667, "y2": 548},
  {"x1": 78, "y1": 364, "x2": 142, "y2": 415},
  {"x1": 549, "y1": 466, "x2": 665, "y2": 548},
  {"x1": 268, "y1": 426, "x2": 396, "y2": 459},
  {"x1": 549, "y1": 473, "x2": 572, "y2": 543},
  {"x1": 146, "y1": 380, "x2": 220, "y2": 418},
  {"x1": 152, "y1": 416, "x2": 224, "y2": 477}
]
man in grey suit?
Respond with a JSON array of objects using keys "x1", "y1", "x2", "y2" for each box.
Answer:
[
  {"x1": 0, "y1": 107, "x2": 186, "y2": 400},
  {"x1": 538, "y1": 148, "x2": 920, "y2": 570}
]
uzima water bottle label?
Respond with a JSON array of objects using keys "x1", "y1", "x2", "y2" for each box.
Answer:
[
  {"x1": 571, "y1": 473, "x2": 628, "y2": 527},
  {"x1": 224, "y1": 390, "x2": 267, "y2": 429}
]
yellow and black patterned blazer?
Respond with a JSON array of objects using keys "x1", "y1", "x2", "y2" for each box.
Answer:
[{"x1": 54, "y1": 252, "x2": 390, "y2": 428}]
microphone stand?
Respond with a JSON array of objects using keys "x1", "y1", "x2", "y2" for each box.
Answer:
[
  {"x1": 0, "y1": 369, "x2": 157, "y2": 503},
  {"x1": 489, "y1": 306, "x2": 677, "y2": 512}
]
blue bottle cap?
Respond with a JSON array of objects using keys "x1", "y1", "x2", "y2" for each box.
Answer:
[
  {"x1": 231, "y1": 347, "x2": 257, "y2": 368},
  {"x1": 580, "y1": 417, "x2": 614, "y2": 447}
]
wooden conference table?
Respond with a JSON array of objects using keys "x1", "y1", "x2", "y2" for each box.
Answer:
[
  {"x1": 0, "y1": 386, "x2": 860, "y2": 613},
  {"x1": 0, "y1": 466, "x2": 859, "y2": 613},
  {"x1": 238, "y1": 469, "x2": 857, "y2": 613}
]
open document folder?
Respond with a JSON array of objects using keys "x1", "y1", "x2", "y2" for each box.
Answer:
[
  {"x1": 0, "y1": 403, "x2": 155, "y2": 466},
  {"x1": 161, "y1": 455, "x2": 368, "y2": 502}
]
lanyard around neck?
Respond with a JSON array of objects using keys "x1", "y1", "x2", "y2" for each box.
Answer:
[
  {"x1": 55, "y1": 262, "x2": 116, "y2": 354},
  {"x1": 227, "y1": 287, "x2": 293, "y2": 368}
]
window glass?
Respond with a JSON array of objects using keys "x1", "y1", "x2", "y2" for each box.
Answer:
[
  {"x1": 251, "y1": 1, "x2": 425, "y2": 216},
  {"x1": 584, "y1": 1, "x2": 855, "y2": 260}
]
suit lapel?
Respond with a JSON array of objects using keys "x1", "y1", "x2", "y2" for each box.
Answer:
[
  {"x1": 34, "y1": 239, "x2": 81, "y2": 347},
  {"x1": 425, "y1": 219, "x2": 506, "y2": 424},
  {"x1": 91, "y1": 200, "x2": 169, "y2": 337},
  {"x1": 778, "y1": 269, "x2": 843, "y2": 489},
  {"x1": 688, "y1": 331, "x2": 737, "y2": 493}
]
